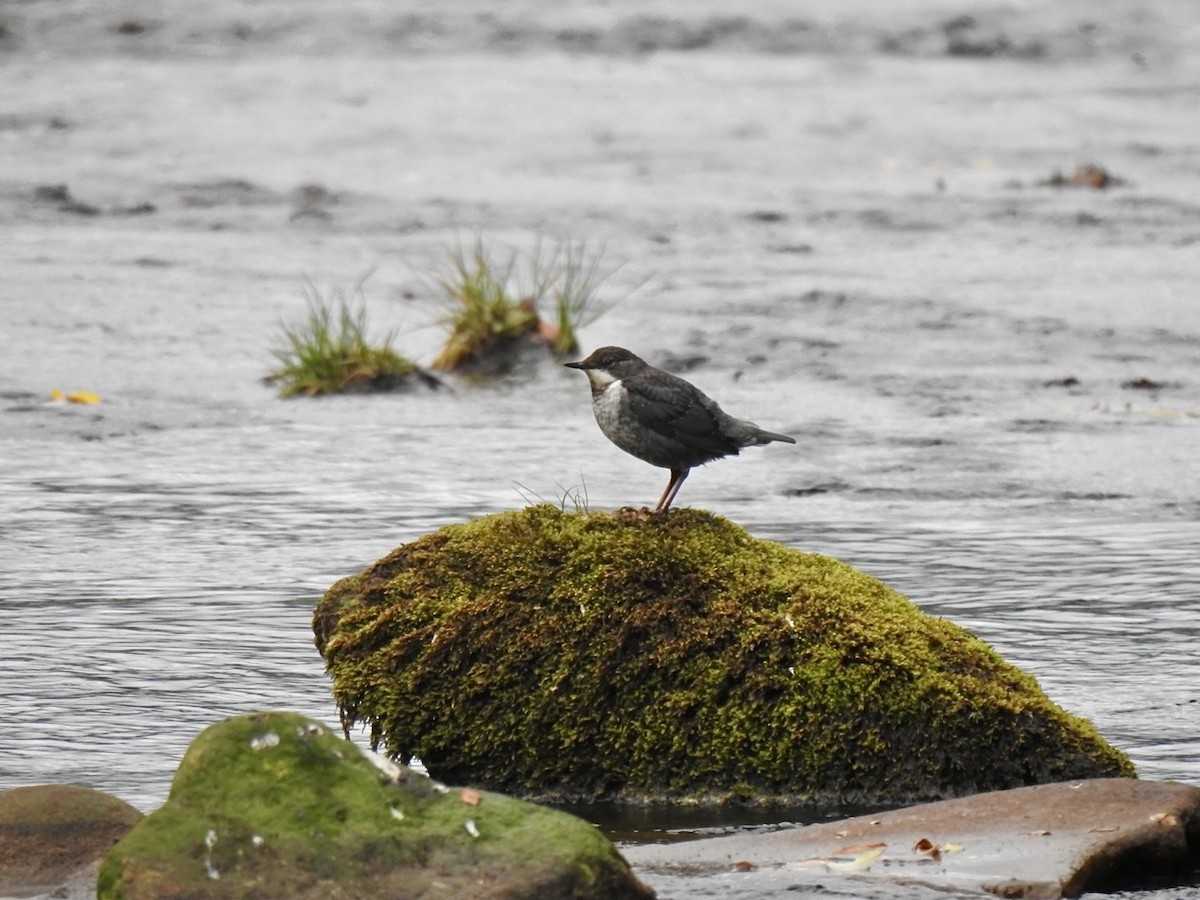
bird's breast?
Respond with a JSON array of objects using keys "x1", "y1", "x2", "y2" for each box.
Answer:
[{"x1": 590, "y1": 379, "x2": 628, "y2": 436}]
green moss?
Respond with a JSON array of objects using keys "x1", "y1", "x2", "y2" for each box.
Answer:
[
  {"x1": 314, "y1": 507, "x2": 1134, "y2": 807},
  {"x1": 98, "y1": 711, "x2": 647, "y2": 899}
]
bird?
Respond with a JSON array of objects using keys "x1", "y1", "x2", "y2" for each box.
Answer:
[{"x1": 565, "y1": 346, "x2": 796, "y2": 512}]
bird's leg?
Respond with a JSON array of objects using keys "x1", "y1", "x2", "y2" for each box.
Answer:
[{"x1": 655, "y1": 468, "x2": 689, "y2": 513}]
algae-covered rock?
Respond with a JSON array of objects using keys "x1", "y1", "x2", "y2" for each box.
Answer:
[
  {"x1": 98, "y1": 711, "x2": 651, "y2": 900},
  {"x1": 314, "y1": 506, "x2": 1134, "y2": 807}
]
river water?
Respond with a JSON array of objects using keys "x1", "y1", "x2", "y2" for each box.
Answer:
[{"x1": 2, "y1": 2, "x2": 1199, "y2": 897}]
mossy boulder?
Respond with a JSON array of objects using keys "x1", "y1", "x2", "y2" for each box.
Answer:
[
  {"x1": 98, "y1": 711, "x2": 650, "y2": 900},
  {"x1": 314, "y1": 506, "x2": 1134, "y2": 807}
]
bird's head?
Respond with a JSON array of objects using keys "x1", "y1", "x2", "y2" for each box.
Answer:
[{"x1": 565, "y1": 346, "x2": 645, "y2": 389}]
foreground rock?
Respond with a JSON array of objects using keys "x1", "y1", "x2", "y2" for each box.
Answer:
[
  {"x1": 623, "y1": 778, "x2": 1200, "y2": 898},
  {"x1": 98, "y1": 711, "x2": 651, "y2": 900},
  {"x1": 314, "y1": 506, "x2": 1133, "y2": 806},
  {"x1": 0, "y1": 784, "x2": 142, "y2": 898}
]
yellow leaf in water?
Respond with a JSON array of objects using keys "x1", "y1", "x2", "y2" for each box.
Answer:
[
  {"x1": 66, "y1": 392, "x2": 101, "y2": 405},
  {"x1": 942, "y1": 842, "x2": 965, "y2": 854},
  {"x1": 50, "y1": 389, "x2": 65, "y2": 402},
  {"x1": 826, "y1": 845, "x2": 886, "y2": 872}
]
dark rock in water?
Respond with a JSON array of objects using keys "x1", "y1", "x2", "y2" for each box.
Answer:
[
  {"x1": 622, "y1": 778, "x2": 1200, "y2": 897},
  {"x1": 98, "y1": 711, "x2": 651, "y2": 900},
  {"x1": 313, "y1": 506, "x2": 1133, "y2": 807},
  {"x1": 0, "y1": 783, "x2": 142, "y2": 897},
  {"x1": 1122, "y1": 376, "x2": 1170, "y2": 391},
  {"x1": 437, "y1": 330, "x2": 562, "y2": 379},
  {"x1": 175, "y1": 178, "x2": 280, "y2": 208},
  {"x1": 1039, "y1": 164, "x2": 1130, "y2": 189}
]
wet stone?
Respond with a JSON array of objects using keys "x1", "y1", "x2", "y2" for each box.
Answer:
[
  {"x1": 623, "y1": 778, "x2": 1200, "y2": 898},
  {"x1": 0, "y1": 783, "x2": 143, "y2": 898}
]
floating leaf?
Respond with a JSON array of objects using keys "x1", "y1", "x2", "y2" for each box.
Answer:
[
  {"x1": 913, "y1": 837, "x2": 941, "y2": 860},
  {"x1": 826, "y1": 844, "x2": 886, "y2": 872},
  {"x1": 49, "y1": 389, "x2": 102, "y2": 405}
]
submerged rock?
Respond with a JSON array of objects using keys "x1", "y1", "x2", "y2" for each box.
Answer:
[
  {"x1": 623, "y1": 778, "x2": 1200, "y2": 897},
  {"x1": 0, "y1": 783, "x2": 142, "y2": 898},
  {"x1": 98, "y1": 711, "x2": 650, "y2": 900},
  {"x1": 313, "y1": 506, "x2": 1133, "y2": 807}
]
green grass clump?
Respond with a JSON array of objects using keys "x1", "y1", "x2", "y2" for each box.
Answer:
[
  {"x1": 268, "y1": 283, "x2": 417, "y2": 397},
  {"x1": 431, "y1": 236, "x2": 610, "y2": 372}
]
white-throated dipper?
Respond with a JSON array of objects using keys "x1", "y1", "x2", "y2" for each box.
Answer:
[{"x1": 565, "y1": 346, "x2": 795, "y2": 511}]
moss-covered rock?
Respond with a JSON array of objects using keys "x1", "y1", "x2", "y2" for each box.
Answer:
[
  {"x1": 314, "y1": 506, "x2": 1134, "y2": 807},
  {"x1": 98, "y1": 711, "x2": 651, "y2": 900}
]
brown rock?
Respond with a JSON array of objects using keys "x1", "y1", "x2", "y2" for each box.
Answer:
[
  {"x1": 0, "y1": 784, "x2": 142, "y2": 896},
  {"x1": 624, "y1": 778, "x2": 1200, "y2": 898}
]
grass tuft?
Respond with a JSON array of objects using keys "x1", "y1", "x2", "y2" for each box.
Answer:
[
  {"x1": 267, "y1": 280, "x2": 417, "y2": 397},
  {"x1": 431, "y1": 236, "x2": 612, "y2": 372}
]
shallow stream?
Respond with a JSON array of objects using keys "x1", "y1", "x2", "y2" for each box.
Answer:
[{"x1": 2, "y1": 2, "x2": 1199, "y2": 897}]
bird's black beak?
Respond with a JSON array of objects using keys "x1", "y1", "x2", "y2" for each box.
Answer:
[{"x1": 564, "y1": 361, "x2": 585, "y2": 370}]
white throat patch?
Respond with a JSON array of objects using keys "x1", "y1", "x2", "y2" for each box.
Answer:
[{"x1": 585, "y1": 369, "x2": 619, "y2": 390}]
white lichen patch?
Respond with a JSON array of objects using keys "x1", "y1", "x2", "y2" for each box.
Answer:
[
  {"x1": 249, "y1": 731, "x2": 280, "y2": 751},
  {"x1": 361, "y1": 746, "x2": 404, "y2": 782},
  {"x1": 204, "y1": 829, "x2": 220, "y2": 880}
]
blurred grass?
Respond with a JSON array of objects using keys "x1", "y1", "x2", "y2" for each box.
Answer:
[
  {"x1": 267, "y1": 281, "x2": 416, "y2": 397},
  {"x1": 432, "y1": 236, "x2": 610, "y2": 371}
]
